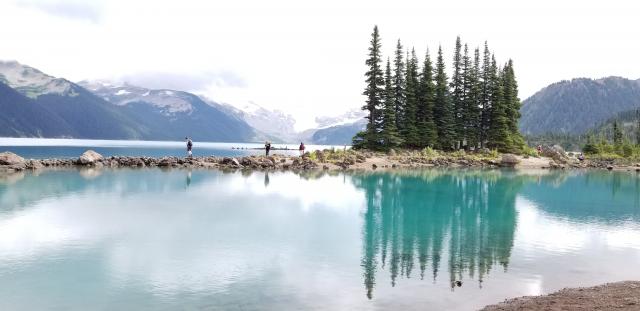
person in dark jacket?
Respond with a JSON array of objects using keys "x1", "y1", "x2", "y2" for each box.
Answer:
[
  {"x1": 299, "y1": 142, "x2": 305, "y2": 156},
  {"x1": 185, "y1": 137, "x2": 193, "y2": 158},
  {"x1": 265, "y1": 141, "x2": 271, "y2": 156}
]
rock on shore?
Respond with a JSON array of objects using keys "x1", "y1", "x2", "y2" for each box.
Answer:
[
  {"x1": 0, "y1": 151, "x2": 25, "y2": 165},
  {"x1": 1, "y1": 148, "x2": 638, "y2": 174},
  {"x1": 78, "y1": 150, "x2": 103, "y2": 165}
]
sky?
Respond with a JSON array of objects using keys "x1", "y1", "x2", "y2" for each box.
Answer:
[{"x1": 1, "y1": 0, "x2": 639, "y2": 131}]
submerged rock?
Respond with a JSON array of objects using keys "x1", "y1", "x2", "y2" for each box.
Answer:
[{"x1": 79, "y1": 150, "x2": 104, "y2": 165}]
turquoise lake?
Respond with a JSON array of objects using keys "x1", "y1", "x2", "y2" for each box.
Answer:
[{"x1": 1, "y1": 168, "x2": 639, "y2": 310}]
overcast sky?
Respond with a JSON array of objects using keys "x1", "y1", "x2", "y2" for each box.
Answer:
[{"x1": 1, "y1": 0, "x2": 639, "y2": 130}]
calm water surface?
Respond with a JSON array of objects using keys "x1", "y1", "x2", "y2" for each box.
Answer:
[{"x1": 0, "y1": 168, "x2": 639, "y2": 310}]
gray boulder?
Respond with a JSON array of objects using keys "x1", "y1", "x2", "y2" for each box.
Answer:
[
  {"x1": 500, "y1": 154, "x2": 520, "y2": 167},
  {"x1": 79, "y1": 150, "x2": 103, "y2": 165},
  {"x1": 0, "y1": 152, "x2": 25, "y2": 165},
  {"x1": 221, "y1": 157, "x2": 242, "y2": 168},
  {"x1": 541, "y1": 145, "x2": 568, "y2": 163},
  {"x1": 25, "y1": 160, "x2": 44, "y2": 170}
]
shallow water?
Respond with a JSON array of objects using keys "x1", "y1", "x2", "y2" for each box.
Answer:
[{"x1": 0, "y1": 168, "x2": 639, "y2": 310}]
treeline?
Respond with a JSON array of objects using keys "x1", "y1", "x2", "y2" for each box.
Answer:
[
  {"x1": 354, "y1": 26, "x2": 525, "y2": 153},
  {"x1": 583, "y1": 110, "x2": 640, "y2": 158}
]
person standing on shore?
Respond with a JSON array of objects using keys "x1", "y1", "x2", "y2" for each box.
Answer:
[
  {"x1": 185, "y1": 137, "x2": 193, "y2": 158},
  {"x1": 299, "y1": 142, "x2": 305, "y2": 156},
  {"x1": 265, "y1": 141, "x2": 271, "y2": 156}
]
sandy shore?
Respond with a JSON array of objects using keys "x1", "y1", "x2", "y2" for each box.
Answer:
[{"x1": 481, "y1": 281, "x2": 640, "y2": 311}]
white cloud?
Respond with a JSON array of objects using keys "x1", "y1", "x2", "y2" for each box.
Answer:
[
  {"x1": 1, "y1": 0, "x2": 639, "y2": 130},
  {"x1": 15, "y1": 0, "x2": 103, "y2": 23}
]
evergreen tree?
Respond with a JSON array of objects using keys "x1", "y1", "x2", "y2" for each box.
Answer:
[
  {"x1": 402, "y1": 49, "x2": 420, "y2": 147},
  {"x1": 392, "y1": 40, "x2": 406, "y2": 133},
  {"x1": 358, "y1": 25, "x2": 385, "y2": 149},
  {"x1": 381, "y1": 58, "x2": 403, "y2": 148},
  {"x1": 450, "y1": 37, "x2": 464, "y2": 149},
  {"x1": 486, "y1": 55, "x2": 511, "y2": 151},
  {"x1": 479, "y1": 42, "x2": 492, "y2": 148},
  {"x1": 434, "y1": 46, "x2": 455, "y2": 150},
  {"x1": 357, "y1": 28, "x2": 525, "y2": 152},
  {"x1": 502, "y1": 60, "x2": 525, "y2": 150},
  {"x1": 418, "y1": 50, "x2": 437, "y2": 147},
  {"x1": 464, "y1": 47, "x2": 482, "y2": 150},
  {"x1": 613, "y1": 120, "x2": 623, "y2": 145}
]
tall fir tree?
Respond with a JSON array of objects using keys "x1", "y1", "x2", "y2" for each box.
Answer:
[
  {"x1": 613, "y1": 120, "x2": 623, "y2": 145},
  {"x1": 358, "y1": 25, "x2": 385, "y2": 149},
  {"x1": 479, "y1": 42, "x2": 492, "y2": 148},
  {"x1": 460, "y1": 44, "x2": 471, "y2": 149},
  {"x1": 418, "y1": 49, "x2": 437, "y2": 148},
  {"x1": 463, "y1": 47, "x2": 482, "y2": 150},
  {"x1": 486, "y1": 55, "x2": 511, "y2": 151},
  {"x1": 450, "y1": 36, "x2": 464, "y2": 149},
  {"x1": 381, "y1": 58, "x2": 403, "y2": 148},
  {"x1": 501, "y1": 59, "x2": 525, "y2": 150},
  {"x1": 402, "y1": 49, "x2": 420, "y2": 147},
  {"x1": 392, "y1": 40, "x2": 406, "y2": 134},
  {"x1": 434, "y1": 46, "x2": 455, "y2": 150}
]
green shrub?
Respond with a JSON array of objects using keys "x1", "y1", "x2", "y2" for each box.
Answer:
[
  {"x1": 622, "y1": 143, "x2": 634, "y2": 158},
  {"x1": 421, "y1": 147, "x2": 438, "y2": 157},
  {"x1": 582, "y1": 142, "x2": 599, "y2": 154},
  {"x1": 450, "y1": 149, "x2": 466, "y2": 158},
  {"x1": 521, "y1": 146, "x2": 538, "y2": 157}
]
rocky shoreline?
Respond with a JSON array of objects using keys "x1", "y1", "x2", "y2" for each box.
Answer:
[
  {"x1": 1, "y1": 147, "x2": 639, "y2": 175},
  {"x1": 481, "y1": 281, "x2": 640, "y2": 310}
]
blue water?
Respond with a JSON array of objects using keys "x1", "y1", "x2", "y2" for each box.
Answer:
[
  {"x1": 0, "y1": 168, "x2": 639, "y2": 310},
  {"x1": 0, "y1": 138, "x2": 346, "y2": 159}
]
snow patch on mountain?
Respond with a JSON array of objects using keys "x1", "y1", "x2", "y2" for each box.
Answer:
[
  {"x1": 199, "y1": 98, "x2": 298, "y2": 142},
  {"x1": 0, "y1": 60, "x2": 76, "y2": 98},
  {"x1": 78, "y1": 80, "x2": 193, "y2": 115},
  {"x1": 314, "y1": 108, "x2": 366, "y2": 129}
]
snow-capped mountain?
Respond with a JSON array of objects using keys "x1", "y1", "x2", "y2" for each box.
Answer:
[
  {"x1": 201, "y1": 99, "x2": 298, "y2": 143},
  {"x1": 77, "y1": 79, "x2": 258, "y2": 141},
  {"x1": 0, "y1": 60, "x2": 258, "y2": 142},
  {"x1": 0, "y1": 60, "x2": 78, "y2": 98},
  {"x1": 79, "y1": 80, "x2": 195, "y2": 115},
  {"x1": 302, "y1": 109, "x2": 366, "y2": 145},
  {"x1": 314, "y1": 108, "x2": 366, "y2": 129}
]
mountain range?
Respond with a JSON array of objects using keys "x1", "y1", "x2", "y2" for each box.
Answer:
[
  {"x1": 0, "y1": 61, "x2": 259, "y2": 142},
  {"x1": 0, "y1": 60, "x2": 366, "y2": 144},
  {"x1": 519, "y1": 77, "x2": 640, "y2": 135},
  {"x1": 3, "y1": 60, "x2": 638, "y2": 145}
]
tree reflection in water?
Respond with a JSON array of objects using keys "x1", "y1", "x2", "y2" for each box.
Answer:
[{"x1": 352, "y1": 170, "x2": 525, "y2": 299}]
